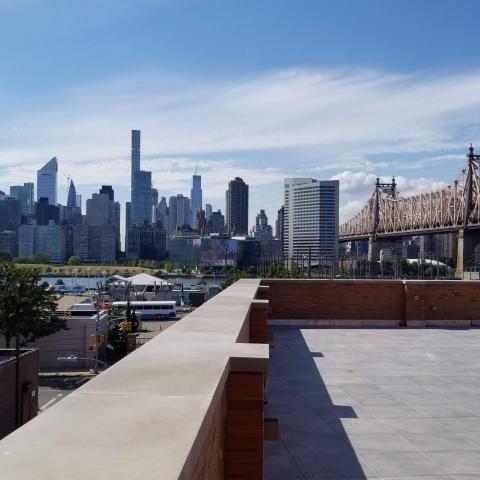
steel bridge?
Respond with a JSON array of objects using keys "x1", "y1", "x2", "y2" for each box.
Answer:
[{"x1": 339, "y1": 145, "x2": 480, "y2": 277}]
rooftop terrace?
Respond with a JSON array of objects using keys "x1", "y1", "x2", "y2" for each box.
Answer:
[
  {"x1": 1, "y1": 278, "x2": 480, "y2": 479},
  {"x1": 266, "y1": 326, "x2": 480, "y2": 479}
]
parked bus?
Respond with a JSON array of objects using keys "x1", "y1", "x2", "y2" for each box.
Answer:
[{"x1": 111, "y1": 301, "x2": 177, "y2": 320}]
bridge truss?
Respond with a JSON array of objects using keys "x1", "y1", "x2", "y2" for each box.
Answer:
[{"x1": 339, "y1": 146, "x2": 480, "y2": 240}]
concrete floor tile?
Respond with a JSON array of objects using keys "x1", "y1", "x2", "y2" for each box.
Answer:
[
  {"x1": 359, "y1": 451, "x2": 447, "y2": 476},
  {"x1": 427, "y1": 450, "x2": 480, "y2": 475},
  {"x1": 402, "y1": 432, "x2": 480, "y2": 452}
]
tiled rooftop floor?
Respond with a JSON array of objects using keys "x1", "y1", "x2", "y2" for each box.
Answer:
[{"x1": 265, "y1": 327, "x2": 480, "y2": 480}]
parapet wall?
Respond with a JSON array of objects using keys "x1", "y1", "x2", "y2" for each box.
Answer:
[
  {"x1": 260, "y1": 279, "x2": 480, "y2": 328},
  {"x1": 0, "y1": 279, "x2": 269, "y2": 480}
]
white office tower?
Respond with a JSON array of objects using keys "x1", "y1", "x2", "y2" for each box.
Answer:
[
  {"x1": 37, "y1": 157, "x2": 58, "y2": 204},
  {"x1": 283, "y1": 178, "x2": 339, "y2": 266}
]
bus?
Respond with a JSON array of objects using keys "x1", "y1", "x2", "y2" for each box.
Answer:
[{"x1": 111, "y1": 301, "x2": 177, "y2": 320}]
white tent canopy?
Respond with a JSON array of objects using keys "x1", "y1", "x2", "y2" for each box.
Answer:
[{"x1": 126, "y1": 273, "x2": 170, "y2": 287}]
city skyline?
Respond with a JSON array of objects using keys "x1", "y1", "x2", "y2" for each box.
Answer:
[{"x1": 3, "y1": 1, "x2": 480, "y2": 229}]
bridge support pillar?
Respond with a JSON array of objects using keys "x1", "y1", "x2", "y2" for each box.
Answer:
[
  {"x1": 455, "y1": 229, "x2": 480, "y2": 279},
  {"x1": 368, "y1": 236, "x2": 379, "y2": 263},
  {"x1": 455, "y1": 230, "x2": 465, "y2": 279}
]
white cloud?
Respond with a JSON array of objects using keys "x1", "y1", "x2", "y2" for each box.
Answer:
[{"x1": 1, "y1": 66, "x2": 479, "y2": 226}]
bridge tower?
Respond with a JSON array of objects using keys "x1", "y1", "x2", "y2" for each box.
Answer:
[
  {"x1": 368, "y1": 177, "x2": 397, "y2": 262},
  {"x1": 455, "y1": 144, "x2": 480, "y2": 278}
]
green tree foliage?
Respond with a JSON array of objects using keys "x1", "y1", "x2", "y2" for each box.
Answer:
[
  {"x1": 55, "y1": 278, "x2": 65, "y2": 285},
  {"x1": 0, "y1": 251, "x2": 12, "y2": 262},
  {"x1": 222, "y1": 268, "x2": 248, "y2": 288},
  {"x1": 68, "y1": 255, "x2": 82, "y2": 266},
  {"x1": 0, "y1": 263, "x2": 67, "y2": 348}
]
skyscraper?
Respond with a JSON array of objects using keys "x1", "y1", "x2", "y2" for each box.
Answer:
[
  {"x1": 67, "y1": 180, "x2": 77, "y2": 207},
  {"x1": 85, "y1": 187, "x2": 121, "y2": 260},
  {"x1": 131, "y1": 129, "x2": 141, "y2": 182},
  {"x1": 9, "y1": 183, "x2": 34, "y2": 215},
  {"x1": 251, "y1": 209, "x2": 273, "y2": 239},
  {"x1": 205, "y1": 203, "x2": 212, "y2": 222},
  {"x1": 168, "y1": 194, "x2": 191, "y2": 233},
  {"x1": 37, "y1": 157, "x2": 58, "y2": 204},
  {"x1": 100, "y1": 185, "x2": 114, "y2": 201},
  {"x1": 131, "y1": 170, "x2": 152, "y2": 225},
  {"x1": 283, "y1": 178, "x2": 339, "y2": 265},
  {"x1": 226, "y1": 177, "x2": 249, "y2": 235},
  {"x1": 129, "y1": 129, "x2": 153, "y2": 226},
  {"x1": 190, "y1": 174, "x2": 202, "y2": 226}
]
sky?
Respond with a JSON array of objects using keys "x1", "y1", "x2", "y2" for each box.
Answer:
[{"x1": 2, "y1": 0, "x2": 480, "y2": 234}]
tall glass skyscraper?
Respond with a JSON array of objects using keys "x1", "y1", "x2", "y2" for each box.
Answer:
[
  {"x1": 67, "y1": 180, "x2": 77, "y2": 207},
  {"x1": 9, "y1": 182, "x2": 34, "y2": 215},
  {"x1": 131, "y1": 130, "x2": 141, "y2": 184},
  {"x1": 132, "y1": 170, "x2": 152, "y2": 225},
  {"x1": 37, "y1": 157, "x2": 58, "y2": 204},
  {"x1": 190, "y1": 174, "x2": 202, "y2": 226}
]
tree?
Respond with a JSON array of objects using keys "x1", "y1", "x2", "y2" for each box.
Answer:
[
  {"x1": 0, "y1": 263, "x2": 67, "y2": 348},
  {"x1": 55, "y1": 278, "x2": 65, "y2": 285},
  {"x1": 68, "y1": 255, "x2": 81, "y2": 266},
  {"x1": 31, "y1": 252, "x2": 50, "y2": 264},
  {"x1": 0, "y1": 251, "x2": 12, "y2": 262}
]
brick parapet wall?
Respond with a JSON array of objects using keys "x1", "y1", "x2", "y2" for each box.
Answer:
[{"x1": 261, "y1": 280, "x2": 480, "y2": 328}]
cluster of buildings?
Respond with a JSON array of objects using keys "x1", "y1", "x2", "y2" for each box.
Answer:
[
  {"x1": 125, "y1": 130, "x2": 283, "y2": 266},
  {"x1": 0, "y1": 130, "x2": 302, "y2": 268}
]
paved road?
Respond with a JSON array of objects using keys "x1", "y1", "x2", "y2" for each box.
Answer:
[{"x1": 38, "y1": 377, "x2": 90, "y2": 411}]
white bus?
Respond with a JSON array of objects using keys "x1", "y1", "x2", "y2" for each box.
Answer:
[{"x1": 111, "y1": 301, "x2": 177, "y2": 320}]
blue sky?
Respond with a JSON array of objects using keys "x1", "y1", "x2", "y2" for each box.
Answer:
[{"x1": 2, "y1": 0, "x2": 480, "y2": 230}]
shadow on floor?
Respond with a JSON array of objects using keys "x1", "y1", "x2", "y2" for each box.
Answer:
[{"x1": 264, "y1": 327, "x2": 370, "y2": 479}]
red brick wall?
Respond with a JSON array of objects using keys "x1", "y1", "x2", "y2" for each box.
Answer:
[
  {"x1": 0, "y1": 349, "x2": 39, "y2": 439},
  {"x1": 191, "y1": 371, "x2": 265, "y2": 480},
  {"x1": 262, "y1": 280, "x2": 480, "y2": 327},
  {"x1": 262, "y1": 280, "x2": 405, "y2": 321},
  {"x1": 191, "y1": 388, "x2": 227, "y2": 480},
  {"x1": 226, "y1": 372, "x2": 264, "y2": 480},
  {"x1": 249, "y1": 308, "x2": 268, "y2": 344}
]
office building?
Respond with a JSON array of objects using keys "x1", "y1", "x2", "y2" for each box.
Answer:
[
  {"x1": 75, "y1": 194, "x2": 82, "y2": 210},
  {"x1": 37, "y1": 157, "x2": 57, "y2": 205},
  {"x1": 35, "y1": 222, "x2": 66, "y2": 263},
  {"x1": 168, "y1": 194, "x2": 191, "y2": 233},
  {"x1": 190, "y1": 174, "x2": 202, "y2": 226},
  {"x1": 126, "y1": 222, "x2": 166, "y2": 261},
  {"x1": 0, "y1": 231, "x2": 17, "y2": 257},
  {"x1": 34, "y1": 198, "x2": 59, "y2": 226},
  {"x1": 284, "y1": 178, "x2": 339, "y2": 265},
  {"x1": 251, "y1": 209, "x2": 273, "y2": 239},
  {"x1": 72, "y1": 224, "x2": 116, "y2": 263},
  {"x1": 67, "y1": 180, "x2": 77, "y2": 207},
  {"x1": 205, "y1": 203, "x2": 212, "y2": 222},
  {"x1": 156, "y1": 196, "x2": 169, "y2": 232},
  {"x1": 19, "y1": 221, "x2": 66, "y2": 262},
  {"x1": 86, "y1": 188, "x2": 121, "y2": 258},
  {"x1": 0, "y1": 196, "x2": 21, "y2": 235},
  {"x1": 99, "y1": 185, "x2": 114, "y2": 201},
  {"x1": 9, "y1": 183, "x2": 34, "y2": 215},
  {"x1": 276, "y1": 205, "x2": 284, "y2": 243},
  {"x1": 131, "y1": 130, "x2": 141, "y2": 182},
  {"x1": 226, "y1": 177, "x2": 248, "y2": 235},
  {"x1": 195, "y1": 209, "x2": 207, "y2": 235},
  {"x1": 208, "y1": 210, "x2": 225, "y2": 234},
  {"x1": 131, "y1": 170, "x2": 152, "y2": 225}
]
